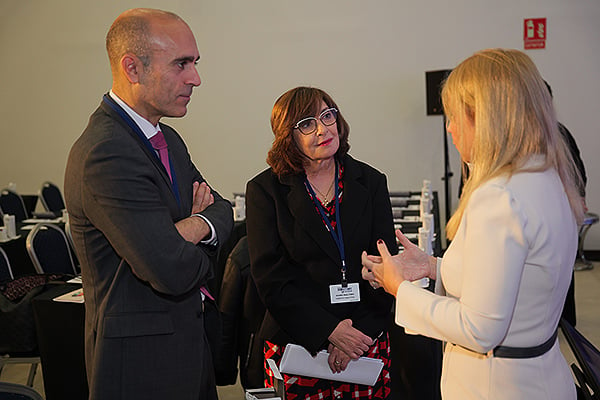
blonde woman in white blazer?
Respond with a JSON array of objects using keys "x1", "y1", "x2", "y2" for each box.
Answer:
[{"x1": 362, "y1": 48, "x2": 585, "y2": 400}]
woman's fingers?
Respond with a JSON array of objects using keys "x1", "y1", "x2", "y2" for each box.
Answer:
[
  {"x1": 361, "y1": 251, "x2": 371, "y2": 269},
  {"x1": 395, "y1": 229, "x2": 413, "y2": 249},
  {"x1": 361, "y1": 265, "x2": 374, "y2": 280},
  {"x1": 376, "y1": 238, "x2": 392, "y2": 260}
]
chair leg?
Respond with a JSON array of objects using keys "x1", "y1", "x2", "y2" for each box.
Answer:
[
  {"x1": 26, "y1": 362, "x2": 38, "y2": 387},
  {"x1": 575, "y1": 224, "x2": 594, "y2": 271}
]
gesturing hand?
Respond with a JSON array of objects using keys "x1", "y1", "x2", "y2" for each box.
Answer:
[{"x1": 361, "y1": 230, "x2": 436, "y2": 295}]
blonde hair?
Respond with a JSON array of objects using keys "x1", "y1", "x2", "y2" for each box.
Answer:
[{"x1": 442, "y1": 48, "x2": 584, "y2": 239}]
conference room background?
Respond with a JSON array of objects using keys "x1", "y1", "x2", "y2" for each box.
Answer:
[{"x1": 1, "y1": 0, "x2": 599, "y2": 249}]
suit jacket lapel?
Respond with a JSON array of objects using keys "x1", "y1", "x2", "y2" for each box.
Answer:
[
  {"x1": 157, "y1": 125, "x2": 182, "y2": 207},
  {"x1": 100, "y1": 99, "x2": 179, "y2": 204},
  {"x1": 281, "y1": 156, "x2": 370, "y2": 265}
]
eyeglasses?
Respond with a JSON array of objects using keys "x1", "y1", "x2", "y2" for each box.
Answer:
[{"x1": 293, "y1": 108, "x2": 338, "y2": 135}]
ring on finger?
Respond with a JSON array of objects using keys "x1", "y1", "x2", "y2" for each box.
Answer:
[{"x1": 335, "y1": 361, "x2": 341, "y2": 365}]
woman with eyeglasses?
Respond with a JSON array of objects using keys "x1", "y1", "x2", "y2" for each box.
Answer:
[
  {"x1": 362, "y1": 49, "x2": 584, "y2": 399},
  {"x1": 246, "y1": 86, "x2": 396, "y2": 398}
]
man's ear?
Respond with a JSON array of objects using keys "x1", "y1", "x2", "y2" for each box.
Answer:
[{"x1": 120, "y1": 54, "x2": 141, "y2": 84}]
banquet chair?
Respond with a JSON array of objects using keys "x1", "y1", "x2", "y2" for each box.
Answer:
[
  {"x1": 0, "y1": 189, "x2": 29, "y2": 224},
  {"x1": 63, "y1": 215, "x2": 80, "y2": 271},
  {"x1": 575, "y1": 212, "x2": 599, "y2": 271},
  {"x1": 0, "y1": 381, "x2": 44, "y2": 400},
  {"x1": 0, "y1": 351, "x2": 40, "y2": 388},
  {"x1": 560, "y1": 318, "x2": 600, "y2": 400},
  {"x1": 38, "y1": 181, "x2": 65, "y2": 215},
  {"x1": 26, "y1": 223, "x2": 77, "y2": 275},
  {"x1": 0, "y1": 251, "x2": 41, "y2": 387},
  {"x1": 64, "y1": 216, "x2": 75, "y2": 251},
  {"x1": 0, "y1": 248, "x2": 13, "y2": 283}
]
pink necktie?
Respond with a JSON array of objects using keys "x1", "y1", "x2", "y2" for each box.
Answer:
[
  {"x1": 200, "y1": 286, "x2": 214, "y2": 301},
  {"x1": 149, "y1": 131, "x2": 172, "y2": 182},
  {"x1": 150, "y1": 132, "x2": 213, "y2": 303}
]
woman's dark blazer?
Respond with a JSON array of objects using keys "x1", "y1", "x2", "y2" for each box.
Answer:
[{"x1": 246, "y1": 155, "x2": 396, "y2": 354}]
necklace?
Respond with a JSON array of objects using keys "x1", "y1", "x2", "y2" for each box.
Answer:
[
  {"x1": 305, "y1": 159, "x2": 336, "y2": 204},
  {"x1": 310, "y1": 177, "x2": 335, "y2": 204}
]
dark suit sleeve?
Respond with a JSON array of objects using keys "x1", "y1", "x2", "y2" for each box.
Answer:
[
  {"x1": 81, "y1": 135, "x2": 229, "y2": 297},
  {"x1": 163, "y1": 124, "x2": 233, "y2": 248},
  {"x1": 188, "y1": 171, "x2": 233, "y2": 251}
]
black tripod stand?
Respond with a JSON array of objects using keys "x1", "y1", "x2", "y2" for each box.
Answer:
[
  {"x1": 426, "y1": 69, "x2": 453, "y2": 226},
  {"x1": 441, "y1": 114, "x2": 453, "y2": 226}
]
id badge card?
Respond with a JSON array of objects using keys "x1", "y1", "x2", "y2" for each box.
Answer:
[{"x1": 329, "y1": 282, "x2": 361, "y2": 304}]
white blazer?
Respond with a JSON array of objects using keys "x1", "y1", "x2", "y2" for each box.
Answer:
[{"x1": 395, "y1": 160, "x2": 577, "y2": 399}]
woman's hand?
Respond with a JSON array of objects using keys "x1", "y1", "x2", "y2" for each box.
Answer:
[
  {"x1": 361, "y1": 230, "x2": 436, "y2": 295},
  {"x1": 361, "y1": 254, "x2": 383, "y2": 289},
  {"x1": 327, "y1": 343, "x2": 352, "y2": 373},
  {"x1": 327, "y1": 319, "x2": 373, "y2": 361}
]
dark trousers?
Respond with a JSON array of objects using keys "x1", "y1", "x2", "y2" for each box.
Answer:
[
  {"x1": 387, "y1": 316, "x2": 442, "y2": 400},
  {"x1": 561, "y1": 271, "x2": 576, "y2": 326}
]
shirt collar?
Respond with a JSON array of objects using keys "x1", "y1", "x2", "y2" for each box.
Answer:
[{"x1": 109, "y1": 90, "x2": 160, "y2": 139}]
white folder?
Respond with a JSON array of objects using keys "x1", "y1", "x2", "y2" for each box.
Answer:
[{"x1": 278, "y1": 343, "x2": 384, "y2": 386}]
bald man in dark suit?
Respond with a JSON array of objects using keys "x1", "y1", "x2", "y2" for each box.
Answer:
[{"x1": 64, "y1": 8, "x2": 233, "y2": 400}]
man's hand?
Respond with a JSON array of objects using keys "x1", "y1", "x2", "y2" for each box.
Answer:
[
  {"x1": 191, "y1": 181, "x2": 214, "y2": 214},
  {"x1": 175, "y1": 181, "x2": 214, "y2": 243}
]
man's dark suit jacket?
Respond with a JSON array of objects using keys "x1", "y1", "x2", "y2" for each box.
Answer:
[
  {"x1": 64, "y1": 97, "x2": 233, "y2": 400},
  {"x1": 245, "y1": 155, "x2": 396, "y2": 354}
]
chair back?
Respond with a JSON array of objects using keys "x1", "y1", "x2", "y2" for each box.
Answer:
[
  {"x1": 0, "y1": 381, "x2": 44, "y2": 400},
  {"x1": 39, "y1": 181, "x2": 65, "y2": 213},
  {"x1": 26, "y1": 223, "x2": 77, "y2": 275},
  {"x1": 0, "y1": 189, "x2": 29, "y2": 223},
  {"x1": 560, "y1": 318, "x2": 600, "y2": 399},
  {"x1": 64, "y1": 215, "x2": 75, "y2": 249},
  {"x1": 0, "y1": 247, "x2": 13, "y2": 282},
  {"x1": 63, "y1": 215, "x2": 79, "y2": 268}
]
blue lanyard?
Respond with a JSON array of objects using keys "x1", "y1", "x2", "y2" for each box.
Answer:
[
  {"x1": 305, "y1": 162, "x2": 347, "y2": 286},
  {"x1": 102, "y1": 94, "x2": 181, "y2": 207}
]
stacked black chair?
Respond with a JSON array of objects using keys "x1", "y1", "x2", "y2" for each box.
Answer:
[
  {"x1": 0, "y1": 250, "x2": 41, "y2": 387},
  {"x1": 38, "y1": 181, "x2": 65, "y2": 216},
  {"x1": 560, "y1": 318, "x2": 600, "y2": 399},
  {"x1": 0, "y1": 189, "x2": 29, "y2": 224},
  {"x1": 0, "y1": 382, "x2": 44, "y2": 400},
  {"x1": 26, "y1": 223, "x2": 77, "y2": 276},
  {"x1": 0, "y1": 248, "x2": 13, "y2": 283}
]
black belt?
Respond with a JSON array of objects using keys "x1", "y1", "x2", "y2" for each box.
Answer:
[{"x1": 493, "y1": 329, "x2": 558, "y2": 359}]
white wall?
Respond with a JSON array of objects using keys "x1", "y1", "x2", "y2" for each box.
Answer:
[{"x1": 1, "y1": 0, "x2": 599, "y2": 249}]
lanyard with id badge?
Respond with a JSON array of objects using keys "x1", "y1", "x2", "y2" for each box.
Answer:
[{"x1": 305, "y1": 162, "x2": 360, "y2": 305}]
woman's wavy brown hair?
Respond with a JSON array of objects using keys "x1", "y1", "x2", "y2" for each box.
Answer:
[{"x1": 267, "y1": 87, "x2": 350, "y2": 178}]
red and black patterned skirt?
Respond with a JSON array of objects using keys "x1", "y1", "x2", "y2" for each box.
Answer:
[{"x1": 263, "y1": 333, "x2": 391, "y2": 399}]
